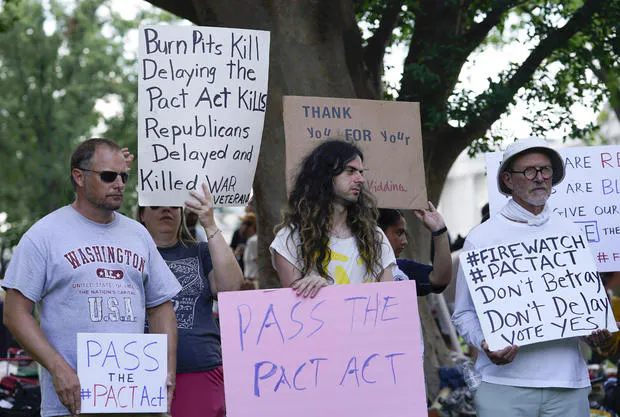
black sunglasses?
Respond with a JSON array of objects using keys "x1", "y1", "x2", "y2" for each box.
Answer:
[{"x1": 79, "y1": 168, "x2": 128, "y2": 184}]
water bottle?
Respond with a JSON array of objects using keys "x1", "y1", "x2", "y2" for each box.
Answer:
[{"x1": 457, "y1": 358, "x2": 481, "y2": 392}]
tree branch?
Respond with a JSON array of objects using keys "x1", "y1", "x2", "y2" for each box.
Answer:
[
  {"x1": 363, "y1": 1, "x2": 403, "y2": 92},
  {"x1": 144, "y1": 0, "x2": 199, "y2": 24},
  {"x1": 463, "y1": 0, "x2": 525, "y2": 49},
  {"x1": 591, "y1": 62, "x2": 620, "y2": 122},
  {"x1": 340, "y1": 0, "x2": 380, "y2": 99},
  {"x1": 460, "y1": 0, "x2": 605, "y2": 142}
]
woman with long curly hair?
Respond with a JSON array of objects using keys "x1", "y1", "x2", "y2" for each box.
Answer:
[{"x1": 270, "y1": 139, "x2": 395, "y2": 296}]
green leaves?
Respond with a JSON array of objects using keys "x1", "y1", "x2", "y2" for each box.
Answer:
[
  {"x1": 373, "y1": 0, "x2": 619, "y2": 153},
  {"x1": 0, "y1": 0, "x2": 173, "y2": 270}
]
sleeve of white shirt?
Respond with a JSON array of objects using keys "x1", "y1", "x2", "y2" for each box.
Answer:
[
  {"x1": 451, "y1": 238, "x2": 485, "y2": 351},
  {"x1": 243, "y1": 235, "x2": 258, "y2": 278},
  {"x1": 269, "y1": 227, "x2": 303, "y2": 272}
]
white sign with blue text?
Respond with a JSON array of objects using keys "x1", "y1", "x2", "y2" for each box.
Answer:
[{"x1": 77, "y1": 333, "x2": 167, "y2": 413}]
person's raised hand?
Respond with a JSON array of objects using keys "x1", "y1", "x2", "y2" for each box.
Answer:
[
  {"x1": 186, "y1": 183, "x2": 217, "y2": 231},
  {"x1": 413, "y1": 201, "x2": 446, "y2": 233},
  {"x1": 120, "y1": 147, "x2": 135, "y2": 171}
]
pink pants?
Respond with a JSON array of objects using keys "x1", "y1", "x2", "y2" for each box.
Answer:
[{"x1": 171, "y1": 366, "x2": 226, "y2": 417}]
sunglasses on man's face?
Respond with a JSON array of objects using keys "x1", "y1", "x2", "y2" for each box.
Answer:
[{"x1": 78, "y1": 168, "x2": 128, "y2": 184}]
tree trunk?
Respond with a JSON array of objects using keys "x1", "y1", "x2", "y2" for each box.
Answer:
[{"x1": 402, "y1": 215, "x2": 453, "y2": 395}]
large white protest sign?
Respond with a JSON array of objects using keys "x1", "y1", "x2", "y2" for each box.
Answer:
[
  {"x1": 487, "y1": 145, "x2": 620, "y2": 271},
  {"x1": 138, "y1": 25, "x2": 270, "y2": 207},
  {"x1": 77, "y1": 333, "x2": 167, "y2": 413},
  {"x1": 460, "y1": 232, "x2": 618, "y2": 351}
]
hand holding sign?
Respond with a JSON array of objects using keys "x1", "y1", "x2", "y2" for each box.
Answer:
[
  {"x1": 185, "y1": 183, "x2": 217, "y2": 234},
  {"x1": 583, "y1": 328, "x2": 612, "y2": 347},
  {"x1": 291, "y1": 272, "x2": 329, "y2": 298},
  {"x1": 481, "y1": 340, "x2": 519, "y2": 366},
  {"x1": 121, "y1": 147, "x2": 135, "y2": 171}
]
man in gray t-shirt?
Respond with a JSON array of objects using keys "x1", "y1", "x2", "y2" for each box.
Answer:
[{"x1": 3, "y1": 138, "x2": 181, "y2": 417}]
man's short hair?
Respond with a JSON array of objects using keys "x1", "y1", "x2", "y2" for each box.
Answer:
[{"x1": 70, "y1": 138, "x2": 121, "y2": 189}]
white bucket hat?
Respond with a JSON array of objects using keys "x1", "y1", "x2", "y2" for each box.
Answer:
[{"x1": 497, "y1": 137, "x2": 565, "y2": 196}]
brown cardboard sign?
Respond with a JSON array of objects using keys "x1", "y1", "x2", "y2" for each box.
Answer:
[{"x1": 283, "y1": 96, "x2": 427, "y2": 209}]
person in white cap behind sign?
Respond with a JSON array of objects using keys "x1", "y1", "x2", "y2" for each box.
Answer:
[{"x1": 452, "y1": 137, "x2": 611, "y2": 417}]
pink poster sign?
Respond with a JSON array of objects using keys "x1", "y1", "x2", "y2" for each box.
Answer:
[{"x1": 218, "y1": 281, "x2": 426, "y2": 417}]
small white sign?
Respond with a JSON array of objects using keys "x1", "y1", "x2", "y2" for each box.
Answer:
[
  {"x1": 487, "y1": 145, "x2": 620, "y2": 271},
  {"x1": 459, "y1": 232, "x2": 618, "y2": 351},
  {"x1": 77, "y1": 333, "x2": 167, "y2": 413}
]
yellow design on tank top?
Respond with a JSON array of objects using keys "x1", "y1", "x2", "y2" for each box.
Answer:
[
  {"x1": 322, "y1": 251, "x2": 350, "y2": 285},
  {"x1": 322, "y1": 250, "x2": 372, "y2": 284}
]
